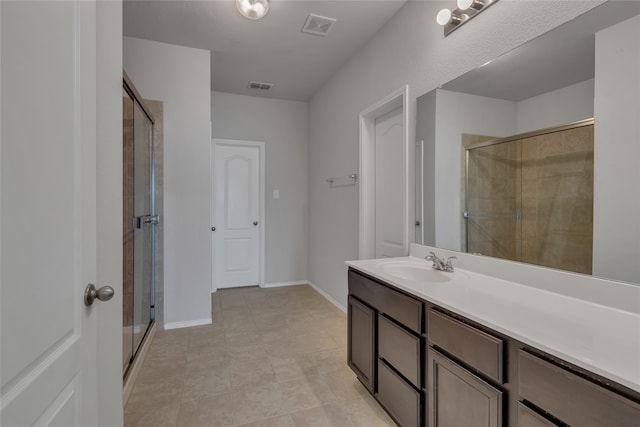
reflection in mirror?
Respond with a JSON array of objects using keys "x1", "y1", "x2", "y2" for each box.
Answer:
[
  {"x1": 415, "y1": 1, "x2": 640, "y2": 284},
  {"x1": 464, "y1": 120, "x2": 593, "y2": 275}
]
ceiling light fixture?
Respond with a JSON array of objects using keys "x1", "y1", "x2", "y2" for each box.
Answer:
[
  {"x1": 437, "y1": 0, "x2": 497, "y2": 36},
  {"x1": 236, "y1": 0, "x2": 269, "y2": 20}
]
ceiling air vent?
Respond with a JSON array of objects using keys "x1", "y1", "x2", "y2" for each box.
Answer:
[
  {"x1": 248, "y1": 81, "x2": 273, "y2": 91},
  {"x1": 301, "y1": 14, "x2": 336, "y2": 37}
]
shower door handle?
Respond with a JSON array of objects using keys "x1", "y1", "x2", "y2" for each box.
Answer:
[{"x1": 133, "y1": 214, "x2": 160, "y2": 229}]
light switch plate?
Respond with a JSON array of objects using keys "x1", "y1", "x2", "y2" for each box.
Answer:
[{"x1": 273, "y1": 190, "x2": 279, "y2": 199}]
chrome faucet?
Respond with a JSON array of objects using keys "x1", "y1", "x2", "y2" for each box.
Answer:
[{"x1": 425, "y1": 251, "x2": 456, "y2": 272}]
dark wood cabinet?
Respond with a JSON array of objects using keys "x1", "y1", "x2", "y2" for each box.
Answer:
[
  {"x1": 428, "y1": 348, "x2": 503, "y2": 427},
  {"x1": 378, "y1": 359, "x2": 422, "y2": 427},
  {"x1": 517, "y1": 403, "x2": 558, "y2": 427},
  {"x1": 518, "y1": 350, "x2": 640, "y2": 427},
  {"x1": 347, "y1": 295, "x2": 376, "y2": 392},
  {"x1": 348, "y1": 270, "x2": 424, "y2": 426},
  {"x1": 428, "y1": 309, "x2": 504, "y2": 383},
  {"x1": 347, "y1": 267, "x2": 640, "y2": 427},
  {"x1": 378, "y1": 314, "x2": 421, "y2": 388}
]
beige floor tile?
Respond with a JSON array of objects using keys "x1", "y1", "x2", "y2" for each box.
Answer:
[
  {"x1": 126, "y1": 377, "x2": 184, "y2": 413},
  {"x1": 176, "y1": 394, "x2": 236, "y2": 427},
  {"x1": 220, "y1": 293, "x2": 247, "y2": 310},
  {"x1": 295, "y1": 333, "x2": 339, "y2": 353},
  {"x1": 229, "y1": 360, "x2": 276, "y2": 390},
  {"x1": 125, "y1": 402, "x2": 180, "y2": 427},
  {"x1": 231, "y1": 383, "x2": 285, "y2": 425},
  {"x1": 270, "y1": 354, "x2": 315, "y2": 382},
  {"x1": 321, "y1": 368, "x2": 371, "y2": 404},
  {"x1": 145, "y1": 342, "x2": 189, "y2": 361},
  {"x1": 181, "y1": 367, "x2": 231, "y2": 403},
  {"x1": 189, "y1": 324, "x2": 226, "y2": 339},
  {"x1": 278, "y1": 376, "x2": 336, "y2": 414},
  {"x1": 290, "y1": 404, "x2": 354, "y2": 427},
  {"x1": 127, "y1": 284, "x2": 391, "y2": 427},
  {"x1": 135, "y1": 363, "x2": 186, "y2": 385},
  {"x1": 237, "y1": 415, "x2": 295, "y2": 427},
  {"x1": 185, "y1": 352, "x2": 230, "y2": 375},
  {"x1": 310, "y1": 348, "x2": 348, "y2": 374},
  {"x1": 344, "y1": 394, "x2": 396, "y2": 427}
]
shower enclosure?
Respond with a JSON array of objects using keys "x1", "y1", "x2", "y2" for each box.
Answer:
[
  {"x1": 464, "y1": 120, "x2": 594, "y2": 275},
  {"x1": 122, "y1": 74, "x2": 158, "y2": 378}
]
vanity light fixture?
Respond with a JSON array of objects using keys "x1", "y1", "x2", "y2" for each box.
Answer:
[
  {"x1": 437, "y1": 0, "x2": 498, "y2": 36},
  {"x1": 236, "y1": 0, "x2": 269, "y2": 20}
]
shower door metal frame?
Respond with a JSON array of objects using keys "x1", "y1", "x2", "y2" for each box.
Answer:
[
  {"x1": 123, "y1": 71, "x2": 157, "y2": 377},
  {"x1": 464, "y1": 118, "x2": 594, "y2": 152}
]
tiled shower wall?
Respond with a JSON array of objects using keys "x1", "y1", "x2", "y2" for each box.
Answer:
[
  {"x1": 465, "y1": 135, "x2": 520, "y2": 262},
  {"x1": 520, "y1": 125, "x2": 593, "y2": 274},
  {"x1": 465, "y1": 124, "x2": 594, "y2": 275}
]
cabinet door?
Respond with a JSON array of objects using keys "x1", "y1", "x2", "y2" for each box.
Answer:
[
  {"x1": 518, "y1": 403, "x2": 559, "y2": 427},
  {"x1": 348, "y1": 296, "x2": 376, "y2": 392},
  {"x1": 428, "y1": 348, "x2": 503, "y2": 427}
]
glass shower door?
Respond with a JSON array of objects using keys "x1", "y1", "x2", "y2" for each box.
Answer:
[
  {"x1": 123, "y1": 83, "x2": 155, "y2": 376},
  {"x1": 132, "y1": 98, "x2": 153, "y2": 360}
]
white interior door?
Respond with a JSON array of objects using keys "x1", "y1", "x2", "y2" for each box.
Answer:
[
  {"x1": 375, "y1": 107, "x2": 405, "y2": 258},
  {"x1": 1, "y1": 2, "x2": 119, "y2": 425},
  {"x1": 214, "y1": 142, "x2": 261, "y2": 288}
]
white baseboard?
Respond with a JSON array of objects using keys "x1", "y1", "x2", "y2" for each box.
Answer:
[
  {"x1": 163, "y1": 318, "x2": 212, "y2": 330},
  {"x1": 307, "y1": 281, "x2": 347, "y2": 313},
  {"x1": 262, "y1": 280, "x2": 308, "y2": 288}
]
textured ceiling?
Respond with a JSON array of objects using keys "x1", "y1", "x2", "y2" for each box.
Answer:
[
  {"x1": 443, "y1": 1, "x2": 640, "y2": 101},
  {"x1": 124, "y1": 0, "x2": 407, "y2": 101}
]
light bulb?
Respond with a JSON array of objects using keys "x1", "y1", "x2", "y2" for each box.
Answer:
[
  {"x1": 436, "y1": 8, "x2": 452, "y2": 26},
  {"x1": 457, "y1": 0, "x2": 474, "y2": 10},
  {"x1": 252, "y1": 2, "x2": 265, "y2": 16},
  {"x1": 236, "y1": 0, "x2": 269, "y2": 20}
]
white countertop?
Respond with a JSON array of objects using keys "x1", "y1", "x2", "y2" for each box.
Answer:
[{"x1": 346, "y1": 254, "x2": 640, "y2": 393}]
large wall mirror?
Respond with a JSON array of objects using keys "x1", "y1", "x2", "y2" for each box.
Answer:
[{"x1": 415, "y1": 1, "x2": 640, "y2": 285}]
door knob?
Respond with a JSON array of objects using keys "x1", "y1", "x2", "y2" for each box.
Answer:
[
  {"x1": 253, "y1": 221, "x2": 258, "y2": 226},
  {"x1": 84, "y1": 283, "x2": 115, "y2": 306},
  {"x1": 211, "y1": 226, "x2": 216, "y2": 231}
]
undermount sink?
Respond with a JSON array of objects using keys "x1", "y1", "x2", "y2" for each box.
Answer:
[{"x1": 379, "y1": 261, "x2": 451, "y2": 283}]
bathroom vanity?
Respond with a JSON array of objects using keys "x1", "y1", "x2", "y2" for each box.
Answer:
[{"x1": 346, "y1": 245, "x2": 640, "y2": 427}]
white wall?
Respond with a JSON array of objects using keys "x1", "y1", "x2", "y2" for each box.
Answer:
[
  {"x1": 211, "y1": 91, "x2": 309, "y2": 285},
  {"x1": 593, "y1": 14, "x2": 640, "y2": 284},
  {"x1": 308, "y1": 0, "x2": 604, "y2": 308},
  {"x1": 123, "y1": 37, "x2": 212, "y2": 328},
  {"x1": 433, "y1": 89, "x2": 517, "y2": 251},
  {"x1": 516, "y1": 78, "x2": 594, "y2": 133}
]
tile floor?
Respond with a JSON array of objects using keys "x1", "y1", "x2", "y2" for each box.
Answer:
[{"x1": 124, "y1": 284, "x2": 395, "y2": 427}]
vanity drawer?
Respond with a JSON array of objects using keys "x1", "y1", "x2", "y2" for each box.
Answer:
[
  {"x1": 379, "y1": 314, "x2": 421, "y2": 388},
  {"x1": 428, "y1": 309, "x2": 504, "y2": 383},
  {"x1": 377, "y1": 359, "x2": 421, "y2": 427},
  {"x1": 518, "y1": 350, "x2": 640, "y2": 427},
  {"x1": 517, "y1": 402, "x2": 558, "y2": 427},
  {"x1": 348, "y1": 269, "x2": 423, "y2": 333}
]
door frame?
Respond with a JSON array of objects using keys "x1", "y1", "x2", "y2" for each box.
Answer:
[
  {"x1": 359, "y1": 85, "x2": 410, "y2": 259},
  {"x1": 211, "y1": 139, "x2": 265, "y2": 292}
]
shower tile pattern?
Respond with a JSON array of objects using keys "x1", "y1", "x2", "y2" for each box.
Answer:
[
  {"x1": 520, "y1": 125, "x2": 594, "y2": 273},
  {"x1": 124, "y1": 285, "x2": 395, "y2": 427},
  {"x1": 465, "y1": 134, "x2": 520, "y2": 261},
  {"x1": 465, "y1": 125, "x2": 594, "y2": 274}
]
